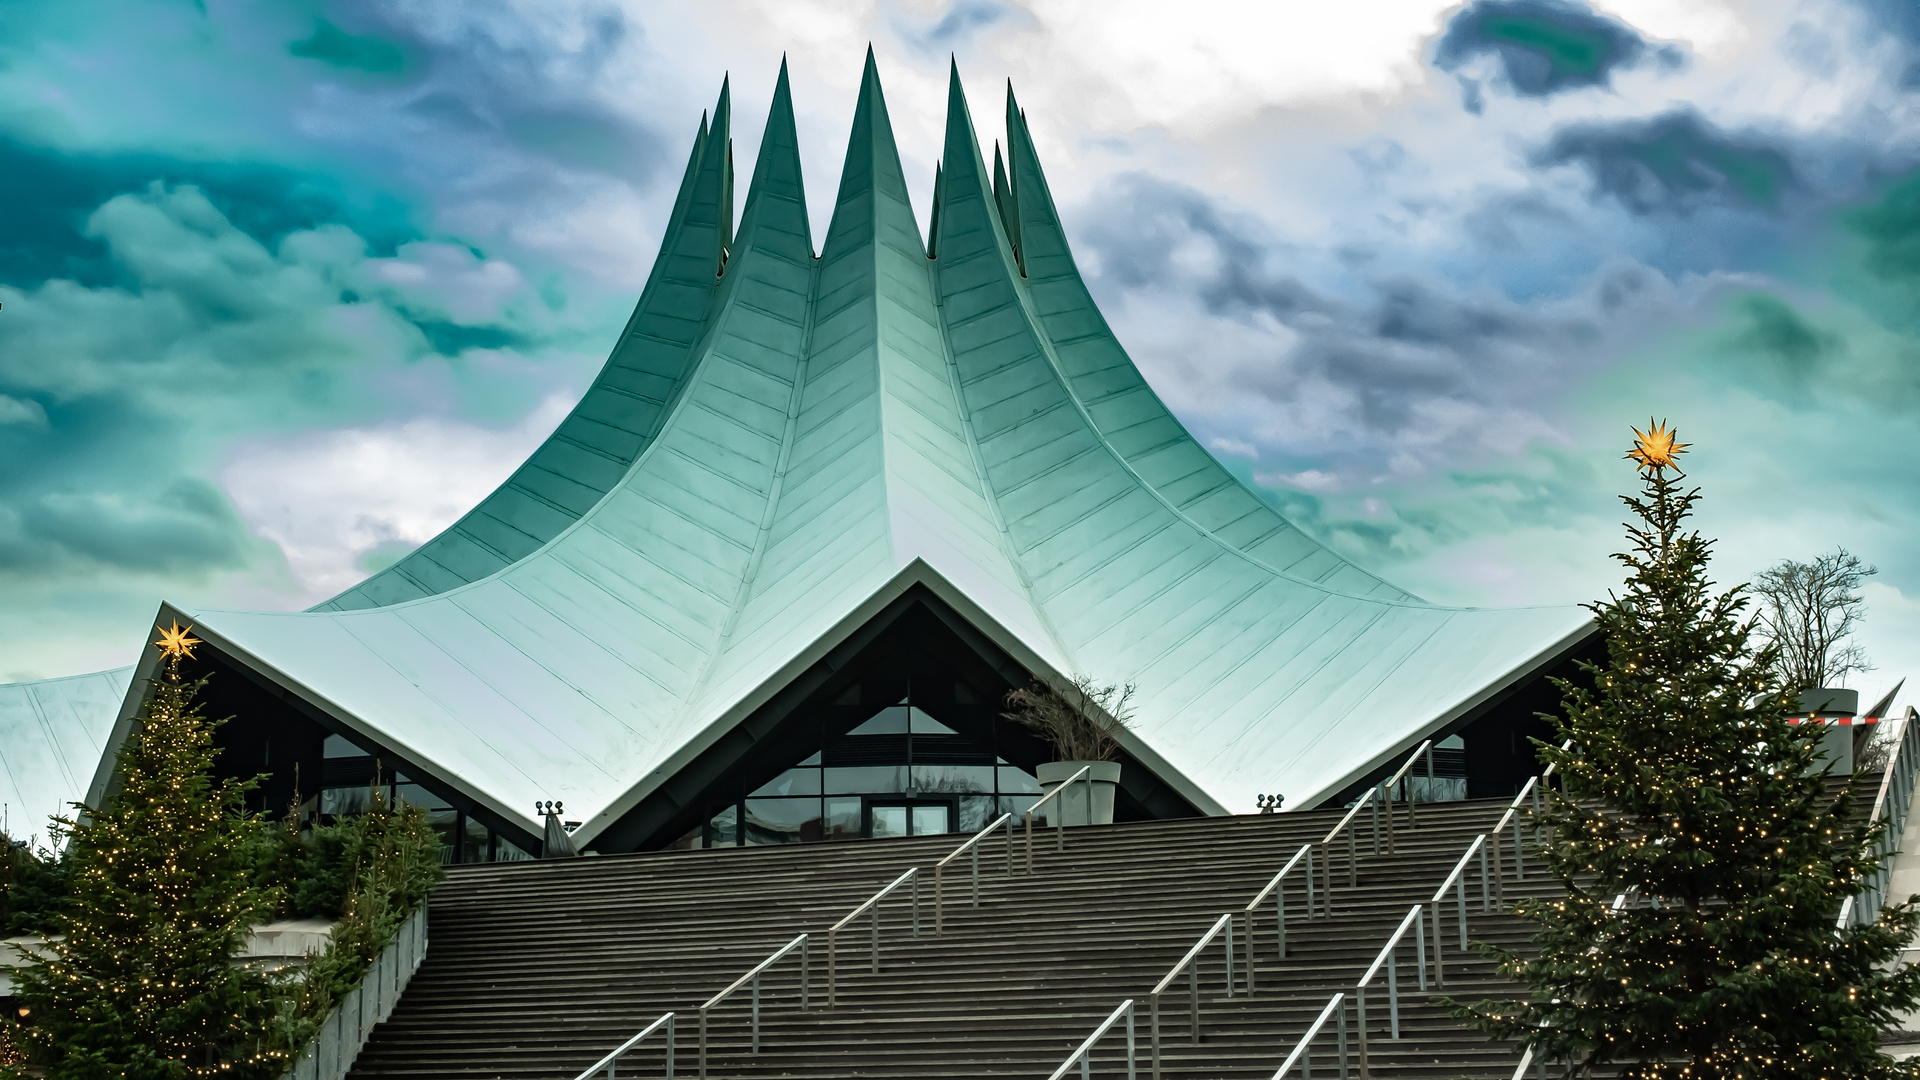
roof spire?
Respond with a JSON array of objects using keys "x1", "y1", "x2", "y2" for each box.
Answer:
[
  {"x1": 734, "y1": 55, "x2": 813, "y2": 261},
  {"x1": 820, "y1": 44, "x2": 922, "y2": 261}
]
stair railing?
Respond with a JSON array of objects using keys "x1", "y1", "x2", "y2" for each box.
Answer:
[
  {"x1": 1376, "y1": 739, "x2": 1433, "y2": 854},
  {"x1": 934, "y1": 812, "x2": 1014, "y2": 935},
  {"x1": 1267, "y1": 992, "x2": 1348, "y2": 1080},
  {"x1": 1025, "y1": 764, "x2": 1094, "y2": 872},
  {"x1": 1048, "y1": 998, "x2": 1137, "y2": 1080},
  {"x1": 1320, "y1": 741, "x2": 1432, "y2": 908},
  {"x1": 1352, "y1": 904, "x2": 1425, "y2": 1080},
  {"x1": 1838, "y1": 709, "x2": 1920, "y2": 929},
  {"x1": 1427, "y1": 834, "x2": 1490, "y2": 988},
  {"x1": 1241, "y1": 842, "x2": 1315, "y2": 994},
  {"x1": 696, "y1": 935, "x2": 808, "y2": 1078},
  {"x1": 1148, "y1": 912, "x2": 1235, "y2": 1080},
  {"x1": 825, "y1": 866, "x2": 919, "y2": 1007},
  {"x1": 573, "y1": 1012, "x2": 674, "y2": 1080},
  {"x1": 1485, "y1": 741, "x2": 1572, "y2": 899},
  {"x1": 1319, "y1": 786, "x2": 1380, "y2": 905}
]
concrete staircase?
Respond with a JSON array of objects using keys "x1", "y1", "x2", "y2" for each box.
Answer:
[{"x1": 345, "y1": 794, "x2": 1567, "y2": 1080}]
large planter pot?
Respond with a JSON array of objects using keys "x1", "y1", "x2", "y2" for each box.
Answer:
[{"x1": 1036, "y1": 761, "x2": 1122, "y2": 826}]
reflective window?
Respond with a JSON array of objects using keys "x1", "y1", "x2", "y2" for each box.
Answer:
[{"x1": 702, "y1": 686, "x2": 1044, "y2": 848}]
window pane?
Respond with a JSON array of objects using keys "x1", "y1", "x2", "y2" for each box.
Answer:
[
  {"x1": 998, "y1": 766, "x2": 1042, "y2": 794},
  {"x1": 394, "y1": 783, "x2": 450, "y2": 810},
  {"x1": 428, "y1": 809, "x2": 459, "y2": 865},
  {"x1": 323, "y1": 734, "x2": 365, "y2": 759},
  {"x1": 824, "y1": 798, "x2": 862, "y2": 841},
  {"x1": 998, "y1": 794, "x2": 1039, "y2": 821},
  {"x1": 848, "y1": 706, "x2": 910, "y2": 735},
  {"x1": 706, "y1": 805, "x2": 739, "y2": 848},
  {"x1": 745, "y1": 798, "x2": 821, "y2": 846},
  {"x1": 871, "y1": 805, "x2": 909, "y2": 839},
  {"x1": 752, "y1": 768, "x2": 821, "y2": 797},
  {"x1": 494, "y1": 834, "x2": 537, "y2": 862},
  {"x1": 911, "y1": 804, "x2": 951, "y2": 836},
  {"x1": 957, "y1": 795, "x2": 996, "y2": 832},
  {"x1": 907, "y1": 707, "x2": 956, "y2": 734},
  {"x1": 320, "y1": 786, "x2": 371, "y2": 817},
  {"x1": 463, "y1": 817, "x2": 488, "y2": 864},
  {"x1": 825, "y1": 765, "x2": 907, "y2": 795},
  {"x1": 913, "y1": 764, "x2": 994, "y2": 795}
]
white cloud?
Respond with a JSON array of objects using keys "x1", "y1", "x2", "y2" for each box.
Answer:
[
  {"x1": 221, "y1": 394, "x2": 573, "y2": 603},
  {"x1": 0, "y1": 394, "x2": 47, "y2": 428}
]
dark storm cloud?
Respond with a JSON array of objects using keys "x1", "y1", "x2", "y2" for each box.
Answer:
[
  {"x1": 308, "y1": 2, "x2": 671, "y2": 185},
  {"x1": 1077, "y1": 173, "x2": 1605, "y2": 443},
  {"x1": 1537, "y1": 109, "x2": 1797, "y2": 214},
  {"x1": 1434, "y1": 0, "x2": 1678, "y2": 98},
  {"x1": 0, "y1": 140, "x2": 417, "y2": 290}
]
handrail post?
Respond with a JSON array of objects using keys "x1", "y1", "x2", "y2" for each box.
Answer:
[
  {"x1": 1416, "y1": 904, "x2": 1427, "y2": 993},
  {"x1": 667, "y1": 1014, "x2": 675, "y2": 1080},
  {"x1": 1371, "y1": 786, "x2": 1382, "y2": 855},
  {"x1": 1431, "y1": 901, "x2": 1444, "y2": 988},
  {"x1": 1277, "y1": 870, "x2": 1287, "y2": 957},
  {"x1": 1513, "y1": 813, "x2": 1525, "y2": 880},
  {"x1": 913, "y1": 869, "x2": 921, "y2": 938},
  {"x1": 1347, "y1": 829, "x2": 1357, "y2": 889},
  {"x1": 1384, "y1": 781, "x2": 1395, "y2": 855},
  {"x1": 1127, "y1": 1003, "x2": 1137, "y2": 1080},
  {"x1": 1321, "y1": 841, "x2": 1333, "y2": 916},
  {"x1": 1387, "y1": 951, "x2": 1398, "y2": 1040},
  {"x1": 1306, "y1": 845, "x2": 1317, "y2": 919},
  {"x1": 870, "y1": 903, "x2": 879, "y2": 975},
  {"x1": 1188, "y1": 967, "x2": 1199, "y2": 1045},
  {"x1": 1457, "y1": 869, "x2": 1468, "y2": 951},
  {"x1": 1338, "y1": 994, "x2": 1349, "y2": 1080},
  {"x1": 827, "y1": 927, "x2": 838, "y2": 1009},
  {"x1": 1355, "y1": 988, "x2": 1368, "y2": 1079},
  {"x1": 1151, "y1": 995, "x2": 1161, "y2": 1080},
  {"x1": 1226, "y1": 914, "x2": 1235, "y2": 997},
  {"x1": 1479, "y1": 840, "x2": 1491, "y2": 913},
  {"x1": 697, "y1": 1008, "x2": 708, "y2": 1080},
  {"x1": 935, "y1": 862, "x2": 945, "y2": 937},
  {"x1": 750, "y1": 972, "x2": 759, "y2": 1054}
]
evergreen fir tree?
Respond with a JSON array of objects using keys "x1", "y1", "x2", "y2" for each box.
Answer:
[
  {"x1": 15, "y1": 626, "x2": 282, "y2": 1080},
  {"x1": 1448, "y1": 423, "x2": 1920, "y2": 1078}
]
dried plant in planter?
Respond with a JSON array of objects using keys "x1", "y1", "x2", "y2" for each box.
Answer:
[{"x1": 1002, "y1": 675, "x2": 1136, "y2": 762}]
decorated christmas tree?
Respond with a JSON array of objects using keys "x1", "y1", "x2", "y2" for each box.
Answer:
[
  {"x1": 13, "y1": 622, "x2": 283, "y2": 1079},
  {"x1": 1449, "y1": 422, "x2": 1920, "y2": 1078}
]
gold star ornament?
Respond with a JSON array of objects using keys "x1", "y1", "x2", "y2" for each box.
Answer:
[
  {"x1": 153, "y1": 620, "x2": 201, "y2": 660},
  {"x1": 1627, "y1": 418, "x2": 1689, "y2": 473}
]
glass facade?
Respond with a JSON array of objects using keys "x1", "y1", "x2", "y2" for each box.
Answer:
[
  {"x1": 318, "y1": 733, "x2": 534, "y2": 864},
  {"x1": 692, "y1": 694, "x2": 1043, "y2": 849}
]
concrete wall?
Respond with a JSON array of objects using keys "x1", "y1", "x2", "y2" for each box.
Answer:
[{"x1": 280, "y1": 904, "x2": 428, "y2": 1080}]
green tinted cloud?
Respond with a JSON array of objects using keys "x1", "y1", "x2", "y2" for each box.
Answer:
[{"x1": 288, "y1": 19, "x2": 409, "y2": 75}]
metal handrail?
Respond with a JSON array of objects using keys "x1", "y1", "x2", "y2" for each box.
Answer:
[
  {"x1": 826, "y1": 867, "x2": 919, "y2": 1007},
  {"x1": 1047, "y1": 998, "x2": 1137, "y2": 1080},
  {"x1": 935, "y1": 812, "x2": 1014, "y2": 935},
  {"x1": 1838, "y1": 710, "x2": 1920, "y2": 928},
  {"x1": 1268, "y1": 992, "x2": 1348, "y2": 1080},
  {"x1": 1427, "y1": 834, "x2": 1489, "y2": 987},
  {"x1": 1149, "y1": 912, "x2": 1235, "y2": 1080},
  {"x1": 1319, "y1": 784, "x2": 1380, "y2": 903},
  {"x1": 1242, "y1": 843, "x2": 1315, "y2": 994},
  {"x1": 574, "y1": 1011, "x2": 674, "y2": 1080},
  {"x1": 696, "y1": 935, "x2": 808, "y2": 1078},
  {"x1": 1484, "y1": 739, "x2": 1574, "y2": 898},
  {"x1": 1352, "y1": 905, "x2": 1424, "y2": 1080},
  {"x1": 1025, "y1": 764, "x2": 1094, "y2": 871},
  {"x1": 1319, "y1": 741, "x2": 1431, "y2": 908},
  {"x1": 1377, "y1": 739, "x2": 1433, "y2": 853}
]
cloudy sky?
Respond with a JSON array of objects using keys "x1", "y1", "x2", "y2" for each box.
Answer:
[{"x1": 3, "y1": 0, "x2": 1918, "y2": 702}]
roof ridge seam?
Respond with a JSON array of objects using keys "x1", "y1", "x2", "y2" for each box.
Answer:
[
  {"x1": 924, "y1": 225, "x2": 1079, "y2": 672},
  {"x1": 674, "y1": 251, "x2": 823, "y2": 723}
]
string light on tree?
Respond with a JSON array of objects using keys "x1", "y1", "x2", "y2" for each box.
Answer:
[{"x1": 1442, "y1": 422, "x2": 1920, "y2": 1079}]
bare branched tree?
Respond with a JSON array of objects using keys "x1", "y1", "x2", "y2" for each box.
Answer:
[
  {"x1": 1002, "y1": 675, "x2": 1136, "y2": 762},
  {"x1": 1751, "y1": 547, "x2": 1877, "y2": 690}
]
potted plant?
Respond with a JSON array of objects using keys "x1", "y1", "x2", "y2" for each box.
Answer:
[{"x1": 1002, "y1": 675, "x2": 1135, "y2": 826}]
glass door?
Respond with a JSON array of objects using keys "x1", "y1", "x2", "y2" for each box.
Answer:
[{"x1": 865, "y1": 800, "x2": 952, "y2": 838}]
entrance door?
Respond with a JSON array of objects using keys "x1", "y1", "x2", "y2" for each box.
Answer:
[{"x1": 867, "y1": 801, "x2": 952, "y2": 838}]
